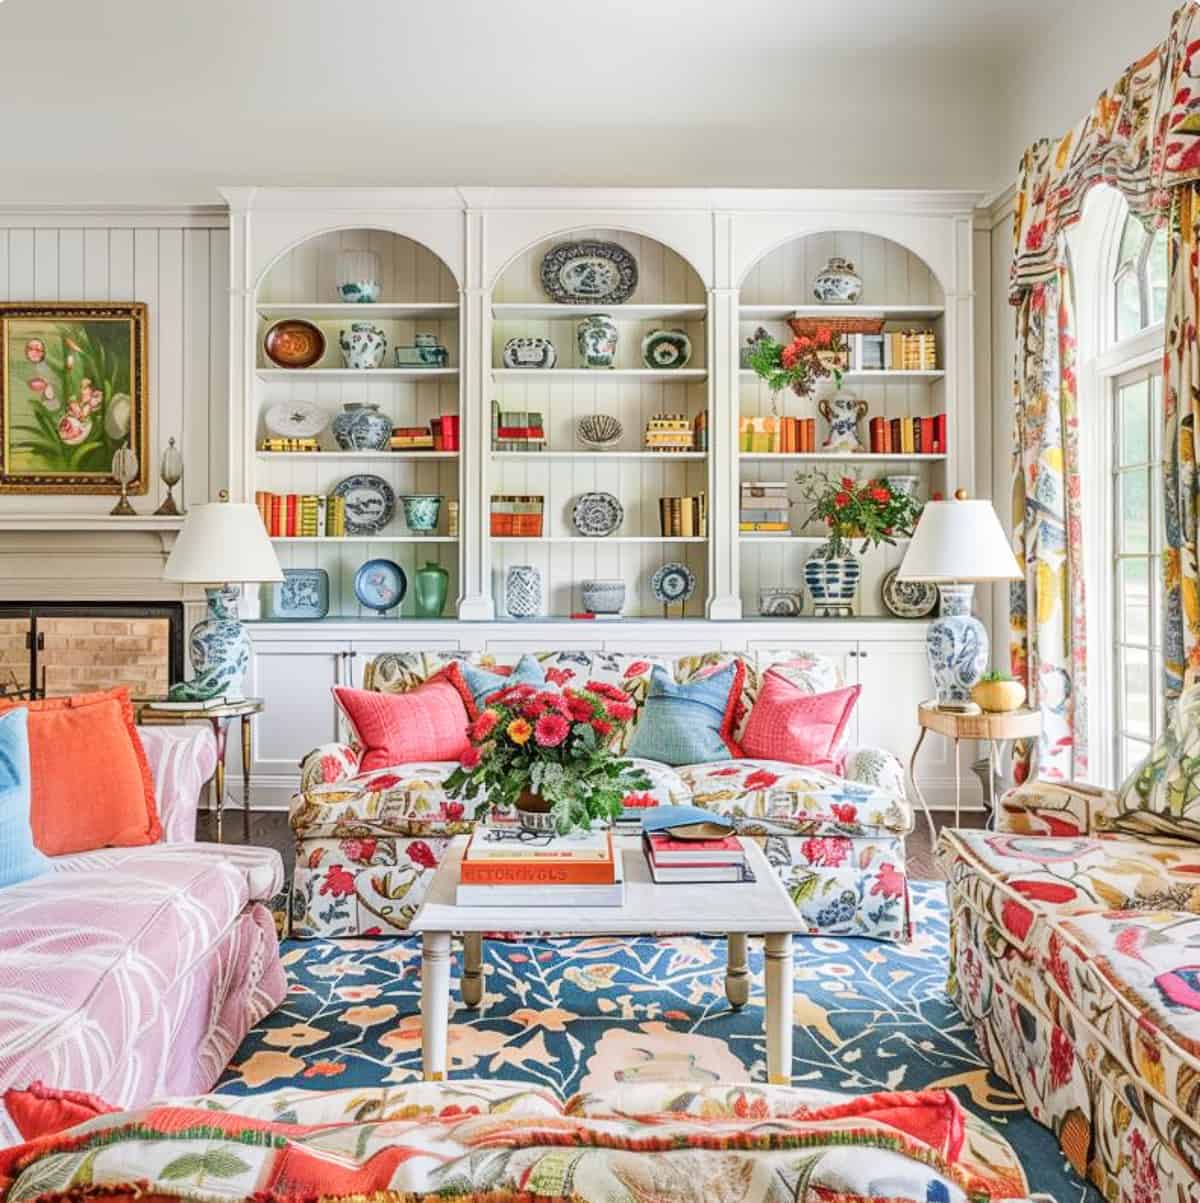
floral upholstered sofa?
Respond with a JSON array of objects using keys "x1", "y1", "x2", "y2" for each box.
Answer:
[
  {"x1": 0, "y1": 726, "x2": 286, "y2": 1145},
  {"x1": 937, "y1": 683, "x2": 1200, "y2": 1197},
  {"x1": 290, "y1": 649, "x2": 914, "y2": 942}
]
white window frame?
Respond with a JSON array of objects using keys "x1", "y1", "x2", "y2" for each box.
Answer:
[{"x1": 1069, "y1": 187, "x2": 1166, "y2": 787}]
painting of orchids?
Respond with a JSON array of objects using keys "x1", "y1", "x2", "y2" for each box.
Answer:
[{"x1": 0, "y1": 303, "x2": 148, "y2": 494}]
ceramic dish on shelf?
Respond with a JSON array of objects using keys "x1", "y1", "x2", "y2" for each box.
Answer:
[
  {"x1": 264, "y1": 400, "x2": 329, "y2": 440},
  {"x1": 651, "y1": 561, "x2": 696, "y2": 605},
  {"x1": 577, "y1": 414, "x2": 623, "y2": 448},
  {"x1": 263, "y1": 319, "x2": 326, "y2": 369},
  {"x1": 641, "y1": 328, "x2": 692, "y2": 370},
  {"x1": 501, "y1": 336, "x2": 557, "y2": 369},
  {"x1": 262, "y1": 569, "x2": 330, "y2": 620},
  {"x1": 571, "y1": 491, "x2": 623, "y2": 537},
  {"x1": 539, "y1": 240, "x2": 638, "y2": 305},
  {"x1": 354, "y1": 559, "x2": 407, "y2": 614},
  {"x1": 880, "y1": 567, "x2": 938, "y2": 619},
  {"x1": 330, "y1": 474, "x2": 396, "y2": 536}
]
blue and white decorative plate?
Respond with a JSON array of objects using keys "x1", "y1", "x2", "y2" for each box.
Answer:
[
  {"x1": 641, "y1": 328, "x2": 692, "y2": 370},
  {"x1": 651, "y1": 561, "x2": 696, "y2": 604},
  {"x1": 264, "y1": 568, "x2": 330, "y2": 620},
  {"x1": 880, "y1": 568, "x2": 938, "y2": 619},
  {"x1": 354, "y1": 559, "x2": 407, "y2": 614},
  {"x1": 331, "y1": 474, "x2": 395, "y2": 536},
  {"x1": 571, "y1": 491, "x2": 623, "y2": 537},
  {"x1": 540, "y1": 241, "x2": 639, "y2": 305}
]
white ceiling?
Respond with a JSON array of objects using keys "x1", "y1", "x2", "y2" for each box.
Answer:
[{"x1": 0, "y1": 0, "x2": 1178, "y2": 204}]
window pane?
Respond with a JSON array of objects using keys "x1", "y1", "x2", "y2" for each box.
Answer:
[
  {"x1": 1117, "y1": 214, "x2": 1148, "y2": 271},
  {"x1": 1116, "y1": 271, "x2": 1144, "y2": 340},
  {"x1": 1118, "y1": 470, "x2": 1151, "y2": 553},
  {"x1": 1121, "y1": 737, "x2": 1151, "y2": 781},
  {"x1": 1118, "y1": 376, "x2": 1150, "y2": 464},
  {"x1": 1149, "y1": 225, "x2": 1169, "y2": 325},
  {"x1": 1118, "y1": 558, "x2": 1151, "y2": 644},
  {"x1": 1122, "y1": 647, "x2": 1153, "y2": 739}
]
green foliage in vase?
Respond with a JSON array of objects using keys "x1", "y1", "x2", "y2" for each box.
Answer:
[
  {"x1": 796, "y1": 469, "x2": 921, "y2": 560},
  {"x1": 746, "y1": 326, "x2": 845, "y2": 397}
]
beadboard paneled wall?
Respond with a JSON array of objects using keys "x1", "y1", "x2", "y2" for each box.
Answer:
[{"x1": 0, "y1": 214, "x2": 230, "y2": 514}]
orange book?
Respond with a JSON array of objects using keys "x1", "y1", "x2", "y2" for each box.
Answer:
[{"x1": 460, "y1": 830, "x2": 615, "y2": 885}]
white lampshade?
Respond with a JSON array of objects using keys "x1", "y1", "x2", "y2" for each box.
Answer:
[
  {"x1": 163, "y1": 500, "x2": 283, "y2": 584},
  {"x1": 897, "y1": 498, "x2": 1021, "y2": 583}
]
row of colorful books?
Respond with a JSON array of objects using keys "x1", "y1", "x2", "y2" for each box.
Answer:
[
  {"x1": 868, "y1": 414, "x2": 947, "y2": 455},
  {"x1": 740, "y1": 480, "x2": 789, "y2": 533},
  {"x1": 660, "y1": 494, "x2": 707, "y2": 537},
  {"x1": 739, "y1": 416, "x2": 817, "y2": 454},
  {"x1": 491, "y1": 402, "x2": 546, "y2": 450},
  {"x1": 644, "y1": 413, "x2": 705, "y2": 452},
  {"x1": 846, "y1": 330, "x2": 939, "y2": 372},
  {"x1": 255, "y1": 492, "x2": 347, "y2": 538},
  {"x1": 391, "y1": 415, "x2": 460, "y2": 451},
  {"x1": 490, "y1": 494, "x2": 545, "y2": 537}
]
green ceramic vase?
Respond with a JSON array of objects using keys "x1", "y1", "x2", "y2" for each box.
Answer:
[{"x1": 413, "y1": 560, "x2": 449, "y2": 618}]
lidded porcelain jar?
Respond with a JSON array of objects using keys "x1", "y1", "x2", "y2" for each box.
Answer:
[
  {"x1": 812, "y1": 257, "x2": 864, "y2": 305},
  {"x1": 338, "y1": 322, "x2": 387, "y2": 370},
  {"x1": 332, "y1": 402, "x2": 391, "y2": 451},
  {"x1": 576, "y1": 314, "x2": 619, "y2": 368}
]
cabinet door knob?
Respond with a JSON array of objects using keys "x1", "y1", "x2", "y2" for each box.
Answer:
[
  {"x1": 859, "y1": 651, "x2": 869, "y2": 659},
  {"x1": 847, "y1": 650, "x2": 858, "y2": 658}
]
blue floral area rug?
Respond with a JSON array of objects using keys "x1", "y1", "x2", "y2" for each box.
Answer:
[{"x1": 217, "y1": 882, "x2": 1098, "y2": 1201}]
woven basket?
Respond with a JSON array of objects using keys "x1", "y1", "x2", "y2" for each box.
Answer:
[{"x1": 788, "y1": 315, "x2": 885, "y2": 337}]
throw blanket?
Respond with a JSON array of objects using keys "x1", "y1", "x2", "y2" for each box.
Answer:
[{"x1": 0, "y1": 1080, "x2": 1034, "y2": 1203}]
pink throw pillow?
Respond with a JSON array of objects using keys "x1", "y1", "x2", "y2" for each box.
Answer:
[
  {"x1": 739, "y1": 673, "x2": 861, "y2": 772},
  {"x1": 333, "y1": 678, "x2": 470, "y2": 772}
]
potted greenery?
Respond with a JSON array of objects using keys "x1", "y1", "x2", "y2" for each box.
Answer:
[
  {"x1": 444, "y1": 681, "x2": 650, "y2": 835},
  {"x1": 972, "y1": 669, "x2": 1026, "y2": 713},
  {"x1": 745, "y1": 325, "x2": 846, "y2": 398},
  {"x1": 795, "y1": 471, "x2": 921, "y2": 616}
]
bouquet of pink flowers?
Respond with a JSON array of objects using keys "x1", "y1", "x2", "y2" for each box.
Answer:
[{"x1": 445, "y1": 681, "x2": 650, "y2": 834}]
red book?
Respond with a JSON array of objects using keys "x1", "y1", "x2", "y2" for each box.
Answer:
[
  {"x1": 440, "y1": 414, "x2": 460, "y2": 450},
  {"x1": 269, "y1": 494, "x2": 282, "y2": 538},
  {"x1": 460, "y1": 831, "x2": 615, "y2": 885},
  {"x1": 868, "y1": 416, "x2": 883, "y2": 454},
  {"x1": 881, "y1": 420, "x2": 892, "y2": 454},
  {"x1": 647, "y1": 832, "x2": 745, "y2": 866},
  {"x1": 920, "y1": 416, "x2": 935, "y2": 453},
  {"x1": 890, "y1": 418, "x2": 902, "y2": 454},
  {"x1": 933, "y1": 413, "x2": 947, "y2": 454},
  {"x1": 285, "y1": 494, "x2": 297, "y2": 537}
]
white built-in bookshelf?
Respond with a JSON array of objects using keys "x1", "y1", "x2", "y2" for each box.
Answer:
[{"x1": 227, "y1": 188, "x2": 976, "y2": 624}]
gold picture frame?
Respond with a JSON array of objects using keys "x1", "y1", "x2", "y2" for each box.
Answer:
[{"x1": 0, "y1": 302, "x2": 149, "y2": 495}]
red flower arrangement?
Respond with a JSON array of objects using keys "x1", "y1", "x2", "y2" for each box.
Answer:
[
  {"x1": 746, "y1": 325, "x2": 846, "y2": 397},
  {"x1": 445, "y1": 685, "x2": 649, "y2": 834}
]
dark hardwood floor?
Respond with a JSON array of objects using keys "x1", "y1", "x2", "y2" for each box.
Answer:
[{"x1": 197, "y1": 807, "x2": 989, "y2": 884}]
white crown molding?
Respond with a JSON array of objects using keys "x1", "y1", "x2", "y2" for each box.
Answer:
[
  {"x1": 0, "y1": 203, "x2": 229, "y2": 229},
  {"x1": 974, "y1": 182, "x2": 1017, "y2": 231}
]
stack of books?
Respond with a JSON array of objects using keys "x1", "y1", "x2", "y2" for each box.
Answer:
[
  {"x1": 644, "y1": 413, "x2": 696, "y2": 452},
  {"x1": 456, "y1": 829, "x2": 624, "y2": 906},
  {"x1": 390, "y1": 425, "x2": 435, "y2": 450},
  {"x1": 659, "y1": 494, "x2": 707, "y2": 537},
  {"x1": 739, "y1": 415, "x2": 817, "y2": 454},
  {"x1": 740, "y1": 481, "x2": 790, "y2": 533},
  {"x1": 259, "y1": 437, "x2": 319, "y2": 453},
  {"x1": 643, "y1": 830, "x2": 749, "y2": 883},
  {"x1": 490, "y1": 495, "x2": 545, "y2": 537},
  {"x1": 430, "y1": 414, "x2": 460, "y2": 451},
  {"x1": 492, "y1": 401, "x2": 546, "y2": 450},
  {"x1": 867, "y1": 414, "x2": 947, "y2": 455},
  {"x1": 255, "y1": 493, "x2": 346, "y2": 537},
  {"x1": 848, "y1": 331, "x2": 938, "y2": 372}
]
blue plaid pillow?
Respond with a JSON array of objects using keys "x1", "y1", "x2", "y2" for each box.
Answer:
[{"x1": 627, "y1": 661, "x2": 744, "y2": 766}]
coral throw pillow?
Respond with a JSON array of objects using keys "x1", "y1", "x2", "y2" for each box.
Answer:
[
  {"x1": 333, "y1": 678, "x2": 471, "y2": 772},
  {"x1": 627, "y1": 661, "x2": 744, "y2": 766},
  {"x1": 3, "y1": 1081, "x2": 117, "y2": 1141},
  {"x1": 0, "y1": 687, "x2": 160, "y2": 857},
  {"x1": 740, "y1": 673, "x2": 861, "y2": 773}
]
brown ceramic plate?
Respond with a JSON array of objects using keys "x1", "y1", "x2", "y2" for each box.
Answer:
[{"x1": 264, "y1": 319, "x2": 326, "y2": 369}]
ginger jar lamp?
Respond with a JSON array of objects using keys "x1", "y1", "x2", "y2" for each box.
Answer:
[
  {"x1": 162, "y1": 493, "x2": 283, "y2": 701},
  {"x1": 896, "y1": 491, "x2": 1021, "y2": 713}
]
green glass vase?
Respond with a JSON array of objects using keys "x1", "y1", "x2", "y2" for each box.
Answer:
[{"x1": 413, "y1": 560, "x2": 449, "y2": 618}]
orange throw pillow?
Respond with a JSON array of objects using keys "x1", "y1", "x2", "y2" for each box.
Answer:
[{"x1": 0, "y1": 687, "x2": 161, "y2": 856}]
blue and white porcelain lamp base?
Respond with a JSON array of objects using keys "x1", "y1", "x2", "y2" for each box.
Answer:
[
  {"x1": 167, "y1": 585, "x2": 252, "y2": 702},
  {"x1": 926, "y1": 583, "x2": 988, "y2": 713}
]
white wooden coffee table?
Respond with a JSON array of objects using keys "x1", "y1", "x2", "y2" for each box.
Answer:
[{"x1": 410, "y1": 834, "x2": 802, "y2": 1084}]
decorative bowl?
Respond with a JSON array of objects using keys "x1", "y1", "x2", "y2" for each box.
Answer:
[
  {"x1": 759, "y1": 587, "x2": 803, "y2": 618},
  {"x1": 263, "y1": 319, "x2": 325, "y2": 369},
  {"x1": 577, "y1": 414, "x2": 623, "y2": 448},
  {"x1": 581, "y1": 579, "x2": 626, "y2": 615},
  {"x1": 971, "y1": 679, "x2": 1027, "y2": 713},
  {"x1": 335, "y1": 250, "x2": 382, "y2": 304},
  {"x1": 571, "y1": 491, "x2": 623, "y2": 537},
  {"x1": 400, "y1": 494, "x2": 442, "y2": 535}
]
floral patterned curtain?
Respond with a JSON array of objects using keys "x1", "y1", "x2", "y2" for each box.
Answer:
[{"x1": 1009, "y1": 254, "x2": 1087, "y2": 782}]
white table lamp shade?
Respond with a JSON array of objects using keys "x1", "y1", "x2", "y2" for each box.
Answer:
[
  {"x1": 163, "y1": 501, "x2": 283, "y2": 584},
  {"x1": 897, "y1": 499, "x2": 1020, "y2": 583}
]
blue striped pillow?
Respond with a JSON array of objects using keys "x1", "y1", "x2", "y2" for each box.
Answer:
[
  {"x1": 0, "y1": 709, "x2": 49, "y2": 889},
  {"x1": 627, "y1": 662, "x2": 744, "y2": 766}
]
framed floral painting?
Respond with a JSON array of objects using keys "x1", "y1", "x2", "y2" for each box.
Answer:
[{"x1": 0, "y1": 302, "x2": 148, "y2": 494}]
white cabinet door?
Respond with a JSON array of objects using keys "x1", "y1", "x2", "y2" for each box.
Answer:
[
  {"x1": 854, "y1": 640, "x2": 963, "y2": 802},
  {"x1": 242, "y1": 639, "x2": 349, "y2": 790}
]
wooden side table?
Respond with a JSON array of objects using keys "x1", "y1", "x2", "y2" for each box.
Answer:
[
  {"x1": 136, "y1": 698, "x2": 264, "y2": 841},
  {"x1": 909, "y1": 702, "x2": 1042, "y2": 838}
]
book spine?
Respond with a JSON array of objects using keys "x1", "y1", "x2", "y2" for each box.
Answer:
[{"x1": 459, "y1": 861, "x2": 616, "y2": 886}]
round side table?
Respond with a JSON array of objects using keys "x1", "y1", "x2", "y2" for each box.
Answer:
[
  {"x1": 136, "y1": 698, "x2": 264, "y2": 841},
  {"x1": 908, "y1": 702, "x2": 1042, "y2": 839}
]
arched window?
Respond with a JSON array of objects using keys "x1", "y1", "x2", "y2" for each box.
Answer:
[{"x1": 1069, "y1": 188, "x2": 1168, "y2": 785}]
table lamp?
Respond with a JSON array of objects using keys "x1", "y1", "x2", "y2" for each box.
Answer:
[
  {"x1": 162, "y1": 495, "x2": 283, "y2": 702},
  {"x1": 897, "y1": 491, "x2": 1021, "y2": 712}
]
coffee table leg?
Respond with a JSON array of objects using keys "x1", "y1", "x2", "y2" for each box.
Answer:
[
  {"x1": 462, "y1": 933, "x2": 483, "y2": 1008},
  {"x1": 421, "y1": 931, "x2": 451, "y2": 1081},
  {"x1": 725, "y1": 932, "x2": 749, "y2": 1009},
  {"x1": 764, "y1": 933, "x2": 793, "y2": 1085}
]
